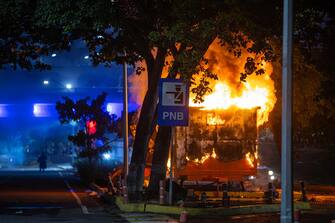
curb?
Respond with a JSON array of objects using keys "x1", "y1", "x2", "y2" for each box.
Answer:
[
  {"x1": 114, "y1": 196, "x2": 311, "y2": 217},
  {"x1": 89, "y1": 183, "x2": 108, "y2": 196}
]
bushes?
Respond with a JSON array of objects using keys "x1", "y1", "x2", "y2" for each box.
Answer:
[
  {"x1": 75, "y1": 158, "x2": 98, "y2": 184},
  {"x1": 75, "y1": 157, "x2": 122, "y2": 185}
]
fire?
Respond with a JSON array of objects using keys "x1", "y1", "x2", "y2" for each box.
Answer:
[
  {"x1": 211, "y1": 148, "x2": 217, "y2": 159},
  {"x1": 245, "y1": 152, "x2": 259, "y2": 168},
  {"x1": 129, "y1": 38, "x2": 275, "y2": 170},
  {"x1": 185, "y1": 39, "x2": 275, "y2": 168},
  {"x1": 192, "y1": 82, "x2": 269, "y2": 109},
  {"x1": 167, "y1": 158, "x2": 171, "y2": 170},
  {"x1": 189, "y1": 39, "x2": 276, "y2": 127},
  {"x1": 186, "y1": 148, "x2": 218, "y2": 165},
  {"x1": 206, "y1": 112, "x2": 226, "y2": 125}
]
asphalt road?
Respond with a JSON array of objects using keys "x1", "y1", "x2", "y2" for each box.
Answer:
[{"x1": 0, "y1": 170, "x2": 129, "y2": 223}]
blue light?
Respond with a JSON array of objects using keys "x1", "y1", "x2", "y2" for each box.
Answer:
[
  {"x1": 51, "y1": 53, "x2": 57, "y2": 57},
  {"x1": 66, "y1": 83, "x2": 72, "y2": 89},
  {"x1": 102, "y1": 152, "x2": 112, "y2": 160},
  {"x1": 107, "y1": 103, "x2": 123, "y2": 118},
  {"x1": 0, "y1": 104, "x2": 8, "y2": 117},
  {"x1": 70, "y1": 120, "x2": 77, "y2": 126},
  {"x1": 33, "y1": 103, "x2": 53, "y2": 117},
  {"x1": 84, "y1": 55, "x2": 89, "y2": 59}
]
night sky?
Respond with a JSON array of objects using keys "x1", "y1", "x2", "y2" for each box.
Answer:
[{"x1": 0, "y1": 40, "x2": 127, "y2": 103}]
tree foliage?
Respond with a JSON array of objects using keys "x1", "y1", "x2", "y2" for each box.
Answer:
[
  {"x1": 266, "y1": 0, "x2": 335, "y2": 149},
  {"x1": 55, "y1": 92, "x2": 115, "y2": 158}
]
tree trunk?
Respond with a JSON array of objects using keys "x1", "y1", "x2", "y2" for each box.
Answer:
[
  {"x1": 144, "y1": 39, "x2": 216, "y2": 199},
  {"x1": 127, "y1": 48, "x2": 166, "y2": 201},
  {"x1": 147, "y1": 126, "x2": 171, "y2": 197}
]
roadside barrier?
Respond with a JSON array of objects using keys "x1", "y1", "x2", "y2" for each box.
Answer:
[
  {"x1": 122, "y1": 179, "x2": 128, "y2": 203},
  {"x1": 222, "y1": 184, "x2": 230, "y2": 207},
  {"x1": 294, "y1": 210, "x2": 301, "y2": 223},
  {"x1": 266, "y1": 182, "x2": 274, "y2": 204},
  {"x1": 180, "y1": 211, "x2": 188, "y2": 223},
  {"x1": 200, "y1": 192, "x2": 207, "y2": 207},
  {"x1": 159, "y1": 180, "x2": 165, "y2": 205}
]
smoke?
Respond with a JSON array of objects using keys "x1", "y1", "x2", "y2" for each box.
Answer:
[
  {"x1": 128, "y1": 47, "x2": 173, "y2": 106},
  {"x1": 205, "y1": 43, "x2": 244, "y2": 95},
  {"x1": 128, "y1": 60, "x2": 148, "y2": 106}
]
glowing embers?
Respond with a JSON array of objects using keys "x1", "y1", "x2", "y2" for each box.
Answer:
[
  {"x1": 0, "y1": 104, "x2": 8, "y2": 117},
  {"x1": 33, "y1": 103, "x2": 53, "y2": 117}
]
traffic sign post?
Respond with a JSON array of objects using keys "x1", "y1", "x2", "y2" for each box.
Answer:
[
  {"x1": 158, "y1": 78, "x2": 189, "y2": 126},
  {"x1": 158, "y1": 78, "x2": 189, "y2": 205}
]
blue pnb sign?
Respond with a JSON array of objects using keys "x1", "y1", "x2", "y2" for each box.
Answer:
[{"x1": 158, "y1": 78, "x2": 189, "y2": 126}]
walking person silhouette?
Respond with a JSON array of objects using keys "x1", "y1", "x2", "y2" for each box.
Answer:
[{"x1": 37, "y1": 152, "x2": 47, "y2": 172}]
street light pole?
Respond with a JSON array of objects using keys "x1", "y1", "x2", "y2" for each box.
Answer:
[
  {"x1": 169, "y1": 127, "x2": 174, "y2": 205},
  {"x1": 281, "y1": 0, "x2": 293, "y2": 222},
  {"x1": 123, "y1": 52, "x2": 129, "y2": 184}
]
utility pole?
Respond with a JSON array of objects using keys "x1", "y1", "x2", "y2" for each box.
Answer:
[
  {"x1": 281, "y1": 0, "x2": 293, "y2": 222},
  {"x1": 123, "y1": 52, "x2": 129, "y2": 183},
  {"x1": 168, "y1": 127, "x2": 174, "y2": 205}
]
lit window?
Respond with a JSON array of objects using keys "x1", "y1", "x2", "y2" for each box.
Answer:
[
  {"x1": 0, "y1": 104, "x2": 8, "y2": 117},
  {"x1": 33, "y1": 103, "x2": 53, "y2": 117}
]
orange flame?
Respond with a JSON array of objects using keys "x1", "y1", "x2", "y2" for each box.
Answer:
[
  {"x1": 189, "y1": 39, "x2": 276, "y2": 126},
  {"x1": 211, "y1": 148, "x2": 217, "y2": 159},
  {"x1": 167, "y1": 158, "x2": 171, "y2": 171},
  {"x1": 206, "y1": 112, "x2": 226, "y2": 125},
  {"x1": 187, "y1": 148, "x2": 218, "y2": 164},
  {"x1": 245, "y1": 151, "x2": 259, "y2": 168}
]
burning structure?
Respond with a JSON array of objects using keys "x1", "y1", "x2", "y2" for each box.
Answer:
[
  {"x1": 175, "y1": 107, "x2": 258, "y2": 181},
  {"x1": 129, "y1": 38, "x2": 277, "y2": 184},
  {"x1": 172, "y1": 39, "x2": 277, "y2": 182}
]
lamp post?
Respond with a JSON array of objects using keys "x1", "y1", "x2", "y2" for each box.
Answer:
[
  {"x1": 281, "y1": 0, "x2": 293, "y2": 222},
  {"x1": 168, "y1": 127, "x2": 174, "y2": 205},
  {"x1": 123, "y1": 52, "x2": 129, "y2": 186}
]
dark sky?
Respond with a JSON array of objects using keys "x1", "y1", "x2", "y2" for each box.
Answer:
[{"x1": 0, "y1": 40, "x2": 128, "y2": 104}]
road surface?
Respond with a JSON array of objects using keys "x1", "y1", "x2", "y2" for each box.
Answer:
[{"x1": 0, "y1": 169, "x2": 176, "y2": 223}]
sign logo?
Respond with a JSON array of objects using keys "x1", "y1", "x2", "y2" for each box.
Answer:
[
  {"x1": 162, "y1": 83, "x2": 186, "y2": 106},
  {"x1": 158, "y1": 79, "x2": 189, "y2": 126}
]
